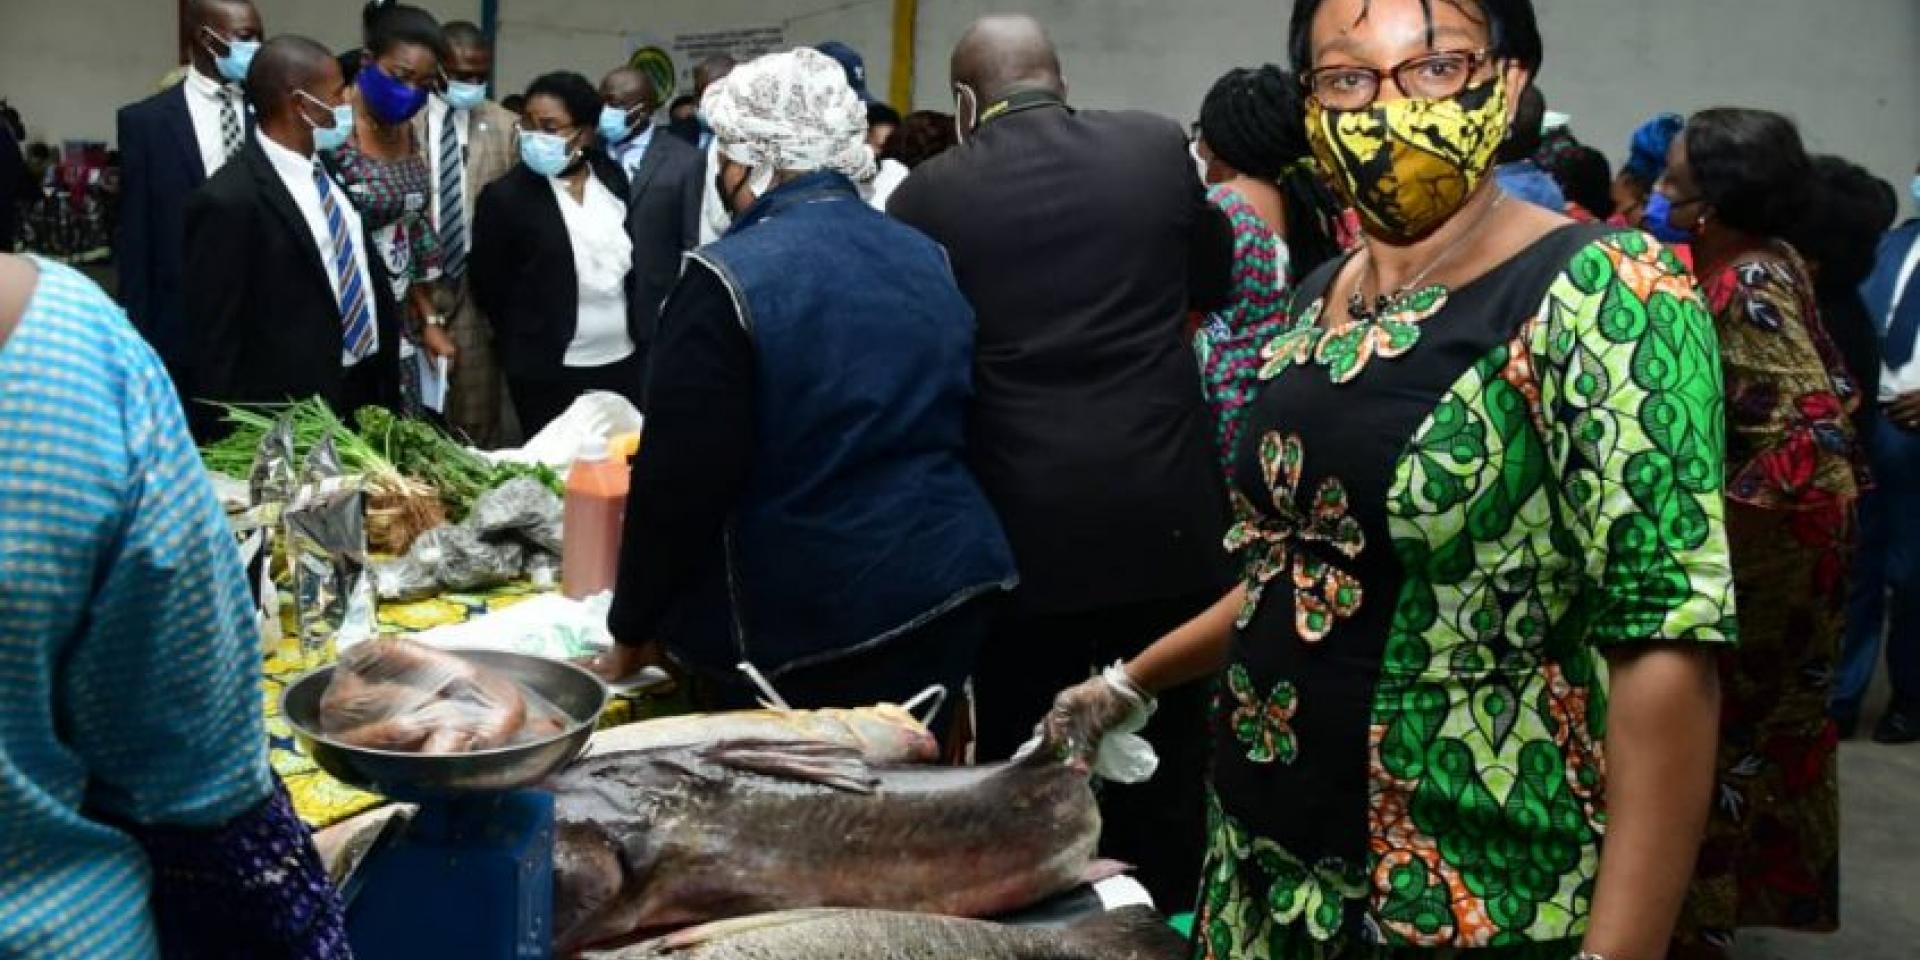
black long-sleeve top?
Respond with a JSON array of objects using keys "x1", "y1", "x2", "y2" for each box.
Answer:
[{"x1": 607, "y1": 260, "x2": 755, "y2": 646}]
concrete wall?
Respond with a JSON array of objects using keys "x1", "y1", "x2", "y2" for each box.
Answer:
[
  {"x1": 909, "y1": 0, "x2": 1920, "y2": 216},
  {"x1": 491, "y1": 0, "x2": 892, "y2": 112},
  {"x1": 4, "y1": 0, "x2": 1915, "y2": 212},
  {"x1": 0, "y1": 0, "x2": 179, "y2": 147}
]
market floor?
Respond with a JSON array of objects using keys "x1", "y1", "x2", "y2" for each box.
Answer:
[{"x1": 1732, "y1": 676, "x2": 1920, "y2": 960}]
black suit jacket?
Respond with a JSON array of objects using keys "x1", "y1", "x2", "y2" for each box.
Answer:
[
  {"x1": 117, "y1": 83, "x2": 231, "y2": 384},
  {"x1": 888, "y1": 103, "x2": 1235, "y2": 614},
  {"x1": 184, "y1": 138, "x2": 401, "y2": 435},
  {"x1": 622, "y1": 130, "x2": 705, "y2": 347},
  {"x1": 0, "y1": 124, "x2": 21, "y2": 251},
  {"x1": 470, "y1": 157, "x2": 638, "y2": 383}
]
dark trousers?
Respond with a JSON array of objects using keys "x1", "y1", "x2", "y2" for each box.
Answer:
[
  {"x1": 694, "y1": 596, "x2": 997, "y2": 739},
  {"x1": 507, "y1": 351, "x2": 647, "y2": 438},
  {"x1": 972, "y1": 590, "x2": 1219, "y2": 912},
  {"x1": 1837, "y1": 408, "x2": 1920, "y2": 717}
]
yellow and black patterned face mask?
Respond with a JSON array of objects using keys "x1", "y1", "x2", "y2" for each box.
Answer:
[{"x1": 1305, "y1": 73, "x2": 1510, "y2": 242}]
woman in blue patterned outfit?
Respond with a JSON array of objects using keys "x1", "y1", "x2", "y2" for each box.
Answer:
[{"x1": 0, "y1": 253, "x2": 348, "y2": 958}]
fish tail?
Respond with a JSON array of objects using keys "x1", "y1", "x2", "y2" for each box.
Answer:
[{"x1": 1055, "y1": 906, "x2": 1189, "y2": 960}]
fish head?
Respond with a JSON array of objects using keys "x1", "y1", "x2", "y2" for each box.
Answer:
[
  {"x1": 839, "y1": 704, "x2": 940, "y2": 763},
  {"x1": 1032, "y1": 700, "x2": 1106, "y2": 776}
]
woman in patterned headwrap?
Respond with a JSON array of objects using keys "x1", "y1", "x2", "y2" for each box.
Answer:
[
  {"x1": 1034, "y1": 1, "x2": 1735, "y2": 958},
  {"x1": 590, "y1": 49, "x2": 1015, "y2": 735},
  {"x1": 1610, "y1": 112, "x2": 1684, "y2": 230},
  {"x1": 1189, "y1": 64, "x2": 1349, "y2": 481}
]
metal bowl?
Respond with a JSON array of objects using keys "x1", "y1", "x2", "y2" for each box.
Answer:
[{"x1": 281, "y1": 648, "x2": 609, "y2": 800}]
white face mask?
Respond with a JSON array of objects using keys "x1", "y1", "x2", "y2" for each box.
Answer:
[
  {"x1": 953, "y1": 84, "x2": 978, "y2": 145},
  {"x1": 1189, "y1": 139, "x2": 1211, "y2": 185}
]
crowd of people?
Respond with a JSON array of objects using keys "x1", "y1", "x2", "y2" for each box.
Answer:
[{"x1": 3, "y1": 0, "x2": 1918, "y2": 957}]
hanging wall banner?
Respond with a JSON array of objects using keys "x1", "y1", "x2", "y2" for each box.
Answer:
[{"x1": 629, "y1": 25, "x2": 790, "y2": 104}]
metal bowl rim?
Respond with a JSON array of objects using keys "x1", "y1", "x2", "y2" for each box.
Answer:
[{"x1": 278, "y1": 646, "x2": 609, "y2": 761}]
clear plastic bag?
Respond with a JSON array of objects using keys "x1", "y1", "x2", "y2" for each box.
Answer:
[
  {"x1": 372, "y1": 524, "x2": 529, "y2": 602},
  {"x1": 285, "y1": 437, "x2": 377, "y2": 657},
  {"x1": 318, "y1": 638, "x2": 571, "y2": 753},
  {"x1": 470, "y1": 476, "x2": 564, "y2": 556}
]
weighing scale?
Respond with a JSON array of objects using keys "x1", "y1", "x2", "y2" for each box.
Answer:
[{"x1": 282, "y1": 649, "x2": 608, "y2": 960}]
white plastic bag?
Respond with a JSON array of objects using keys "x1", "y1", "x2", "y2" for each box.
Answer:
[{"x1": 487, "y1": 392, "x2": 642, "y2": 470}]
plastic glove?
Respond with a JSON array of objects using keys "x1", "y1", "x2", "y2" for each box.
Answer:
[{"x1": 1019, "y1": 662, "x2": 1160, "y2": 783}]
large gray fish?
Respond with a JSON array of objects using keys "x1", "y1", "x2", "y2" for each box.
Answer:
[
  {"x1": 549, "y1": 709, "x2": 1111, "y2": 955},
  {"x1": 584, "y1": 704, "x2": 938, "y2": 764},
  {"x1": 585, "y1": 906, "x2": 1188, "y2": 960}
]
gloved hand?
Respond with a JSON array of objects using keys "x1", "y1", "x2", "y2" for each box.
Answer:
[{"x1": 1020, "y1": 662, "x2": 1160, "y2": 783}]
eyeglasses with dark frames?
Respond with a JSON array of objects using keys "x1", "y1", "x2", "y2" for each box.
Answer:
[{"x1": 1302, "y1": 49, "x2": 1495, "y2": 110}]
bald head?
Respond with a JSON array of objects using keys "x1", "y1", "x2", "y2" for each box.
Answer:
[
  {"x1": 187, "y1": 0, "x2": 263, "y2": 78},
  {"x1": 693, "y1": 54, "x2": 736, "y2": 97},
  {"x1": 187, "y1": 0, "x2": 256, "y2": 30},
  {"x1": 443, "y1": 21, "x2": 488, "y2": 52},
  {"x1": 600, "y1": 67, "x2": 658, "y2": 113},
  {"x1": 951, "y1": 14, "x2": 1064, "y2": 103},
  {"x1": 442, "y1": 21, "x2": 493, "y2": 84},
  {"x1": 248, "y1": 35, "x2": 339, "y2": 123}
]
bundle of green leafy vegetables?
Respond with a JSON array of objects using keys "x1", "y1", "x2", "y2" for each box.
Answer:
[{"x1": 200, "y1": 400, "x2": 564, "y2": 519}]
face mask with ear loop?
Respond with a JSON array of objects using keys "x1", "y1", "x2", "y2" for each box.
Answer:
[
  {"x1": 202, "y1": 27, "x2": 261, "y2": 83},
  {"x1": 953, "y1": 83, "x2": 978, "y2": 145},
  {"x1": 716, "y1": 156, "x2": 778, "y2": 221}
]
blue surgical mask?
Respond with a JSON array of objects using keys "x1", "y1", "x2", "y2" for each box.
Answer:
[
  {"x1": 1911, "y1": 174, "x2": 1920, "y2": 207},
  {"x1": 358, "y1": 62, "x2": 430, "y2": 125},
  {"x1": 598, "y1": 104, "x2": 636, "y2": 144},
  {"x1": 1642, "y1": 192, "x2": 1695, "y2": 244},
  {"x1": 443, "y1": 80, "x2": 488, "y2": 113},
  {"x1": 204, "y1": 29, "x2": 260, "y2": 83},
  {"x1": 519, "y1": 130, "x2": 577, "y2": 177},
  {"x1": 300, "y1": 92, "x2": 354, "y2": 153}
]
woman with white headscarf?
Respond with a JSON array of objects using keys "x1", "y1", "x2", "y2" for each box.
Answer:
[{"x1": 591, "y1": 49, "x2": 1016, "y2": 735}]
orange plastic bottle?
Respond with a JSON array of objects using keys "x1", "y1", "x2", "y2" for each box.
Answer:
[{"x1": 561, "y1": 438, "x2": 631, "y2": 599}]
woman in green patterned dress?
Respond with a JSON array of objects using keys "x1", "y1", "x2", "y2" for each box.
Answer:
[{"x1": 1039, "y1": 2, "x2": 1734, "y2": 959}]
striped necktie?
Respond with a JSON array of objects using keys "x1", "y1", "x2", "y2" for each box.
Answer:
[
  {"x1": 219, "y1": 88, "x2": 243, "y2": 167},
  {"x1": 313, "y1": 165, "x2": 376, "y2": 361},
  {"x1": 438, "y1": 109, "x2": 468, "y2": 280}
]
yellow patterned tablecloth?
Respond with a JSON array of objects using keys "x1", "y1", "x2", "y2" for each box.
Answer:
[{"x1": 264, "y1": 582, "x2": 671, "y2": 828}]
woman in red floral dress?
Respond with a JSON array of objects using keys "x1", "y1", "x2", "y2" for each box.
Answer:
[{"x1": 1658, "y1": 108, "x2": 1865, "y2": 957}]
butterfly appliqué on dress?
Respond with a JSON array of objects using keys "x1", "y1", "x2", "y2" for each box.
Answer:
[
  {"x1": 1223, "y1": 432, "x2": 1366, "y2": 639},
  {"x1": 1257, "y1": 287, "x2": 1450, "y2": 384},
  {"x1": 1227, "y1": 664, "x2": 1300, "y2": 764}
]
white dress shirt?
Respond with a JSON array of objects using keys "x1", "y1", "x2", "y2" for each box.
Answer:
[
  {"x1": 1880, "y1": 231, "x2": 1920, "y2": 400},
  {"x1": 610, "y1": 123, "x2": 656, "y2": 180},
  {"x1": 424, "y1": 95, "x2": 474, "y2": 233},
  {"x1": 181, "y1": 65, "x2": 244, "y2": 177},
  {"x1": 257, "y1": 131, "x2": 380, "y2": 366},
  {"x1": 863, "y1": 157, "x2": 910, "y2": 212},
  {"x1": 551, "y1": 175, "x2": 635, "y2": 368}
]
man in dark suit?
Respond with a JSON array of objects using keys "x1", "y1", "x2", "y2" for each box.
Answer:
[
  {"x1": 886, "y1": 13, "x2": 1233, "y2": 908},
  {"x1": 599, "y1": 67, "x2": 704, "y2": 371},
  {"x1": 185, "y1": 36, "x2": 400, "y2": 437},
  {"x1": 1839, "y1": 188, "x2": 1920, "y2": 744},
  {"x1": 116, "y1": 0, "x2": 264, "y2": 389}
]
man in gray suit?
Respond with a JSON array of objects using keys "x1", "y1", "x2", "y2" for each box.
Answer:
[
  {"x1": 600, "y1": 66, "x2": 705, "y2": 385},
  {"x1": 416, "y1": 22, "x2": 519, "y2": 446}
]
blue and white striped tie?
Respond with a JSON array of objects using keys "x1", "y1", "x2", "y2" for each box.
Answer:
[
  {"x1": 313, "y1": 165, "x2": 376, "y2": 361},
  {"x1": 438, "y1": 110, "x2": 467, "y2": 280}
]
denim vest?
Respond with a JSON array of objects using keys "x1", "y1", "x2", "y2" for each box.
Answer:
[{"x1": 676, "y1": 172, "x2": 1017, "y2": 677}]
